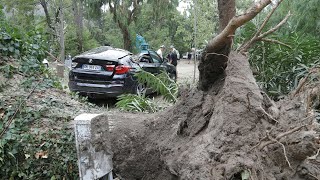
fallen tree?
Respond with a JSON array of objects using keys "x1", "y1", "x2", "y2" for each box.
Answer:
[{"x1": 107, "y1": 0, "x2": 320, "y2": 179}]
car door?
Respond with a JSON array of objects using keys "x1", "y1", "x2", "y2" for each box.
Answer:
[{"x1": 148, "y1": 50, "x2": 167, "y2": 74}]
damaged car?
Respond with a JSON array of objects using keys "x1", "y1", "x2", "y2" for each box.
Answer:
[{"x1": 68, "y1": 46, "x2": 176, "y2": 98}]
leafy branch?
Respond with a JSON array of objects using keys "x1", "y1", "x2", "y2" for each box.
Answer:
[
  {"x1": 135, "y1": 70, "x2": 178, "y2": 103},
  {"x1": 116, "y1": 70, "x2": 178, "y2": 112}
]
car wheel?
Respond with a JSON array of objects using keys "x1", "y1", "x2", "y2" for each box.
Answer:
[{"x1": 135, "y1": 83, "x2": 146, "y2": 96}]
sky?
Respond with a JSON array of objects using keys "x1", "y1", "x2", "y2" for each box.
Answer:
[{"x1": 177, "y1": 1, "x2": 191, "y2": 14}]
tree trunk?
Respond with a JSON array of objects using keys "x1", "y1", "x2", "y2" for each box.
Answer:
[
  {"x1": 198, "y1": 0, "x2": 235, "y2": 91},
  {"x1": 40, "y1": 0, "x2": 54, "y2": 31},
  {"x1": 198, "y1": 0, "x2": 271, "y2": 91},
  {"x1": 118, "y1": 21, "x2": 132, "y2": 51},
  {"x1": 59, "y1": 0, "x2": 65, "y2": 62},
  {"x1": 72, "y1": 0, "x2": 84, "y2": 52},
  {"x1": 217, "y1": 0, "x2": 235, "y2": 32}
]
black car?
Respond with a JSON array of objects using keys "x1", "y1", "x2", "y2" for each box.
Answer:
[{"x1": 68, "y1": 46, "x2": 177, "y2": 98}]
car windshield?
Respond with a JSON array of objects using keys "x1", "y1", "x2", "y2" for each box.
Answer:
[{"x1": 137, "y1": 51, "x2": 163, "y2": 63}]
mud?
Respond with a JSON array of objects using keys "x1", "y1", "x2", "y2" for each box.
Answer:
[{"x1": 109, "y1": 52, "x2": 320, "y2": 179}]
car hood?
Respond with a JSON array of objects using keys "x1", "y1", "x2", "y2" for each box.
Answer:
[{"x1": 75, "y1": 46, "x2": 132, "y2": 61}]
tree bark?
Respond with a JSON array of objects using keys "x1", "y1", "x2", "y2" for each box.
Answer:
[
  {"x1": 198, "y1": 0, "x2": 272, "y2": 91},
  {"x1": 108, "y1": 0, "x2": 141, "y2": 51},
  {"x1": 59, "y1": 0, "x2": 65, "y2": 62},
  {"x1": 117, "y1": 19, "x2": 132, "y2": 51},
  {"x1": 40, "y1": 0, "x2": 54, "y2": 31},
  {"x1": 72, "y1": 0, "x2": 84, "y2": 52},
  {"x1": 217, "y1": 0, "x2": 235, "y2": 32}
]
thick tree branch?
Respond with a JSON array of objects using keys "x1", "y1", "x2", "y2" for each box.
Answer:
[
  {"x1": 40, "y1": 0, "x2": 54, "y2": 30},
  {"x1": 206, "y1": 0, "x2": 272, "y2": 53}
]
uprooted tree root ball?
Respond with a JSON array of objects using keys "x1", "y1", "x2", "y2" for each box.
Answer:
[{"x1": 109, "y1": 52, "x2": 320, "y2": 180}]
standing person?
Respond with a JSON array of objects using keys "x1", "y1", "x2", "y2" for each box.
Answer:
[
  {"x1": 157, "y1": 45, "x2": 165, "y2": 59},
  {"x1": 187, "y1": 52, "x2": 192, "y2": 64},
  {"x1": 169, "y1": 45, "x2": 178, "y2": 67}
]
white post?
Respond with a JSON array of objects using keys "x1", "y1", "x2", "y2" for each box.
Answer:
[{"x1": 74, "y1": 113, "x2": 113, "y2": 180}]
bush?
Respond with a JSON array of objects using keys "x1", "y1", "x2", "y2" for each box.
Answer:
[
  {"x1": 0, "y1": 20, "x2": 77, "y2": 179},
  {"x1": 235, "y1": 21, "x2": 320, "y2": 98}
]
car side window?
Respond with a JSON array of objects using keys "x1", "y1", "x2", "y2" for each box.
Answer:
[{"x1": 150, "y1": 51, "x2": 162, "y2": 63}]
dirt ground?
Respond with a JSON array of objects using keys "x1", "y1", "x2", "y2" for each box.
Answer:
[{"x1": 176, "y1": 58, "x2": 199, "y2": 84}]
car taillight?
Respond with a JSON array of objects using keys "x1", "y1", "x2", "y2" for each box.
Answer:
[
  {"x1": 105, "y1": 65, "x2": 114, "y2": 71},
  {"x1": 105, "y1": 65, "x2": 131, "y2": 74}
]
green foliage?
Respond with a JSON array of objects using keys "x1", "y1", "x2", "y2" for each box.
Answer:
[
  {"x1": 116, "y1": 94, "x2": 159, "y2": 113},
  {"x1": 69, "y1": 91, "x2": 89, "y2": 103},
  {"x1": 0, "y1": 23, "x2": 22, "y2": 58},
  {"x1": 272, "y1": 0, "x2": 320, "y2": 36},
  {"x1": 65, "y1": 25, "x2": 100, "y2": 56},
  {"x1": 248, "y1": 32, "x2": 320, "y2": 97},
  {"x1": 234, "y1": 2, "x2": 320, "y2": 98},
  {"x1": 0, "y1": 21, "x2": 76, "y2": 179},
  {"x1": 235, "y1": 23, "x2": 320, "y2": 97},
  {"x1": 0, "y1": 94, "x2": 77, "y2": 179},
  {"x1": 136, "y1": 70, "x2": 178, "y2": 103},
  {"x1": 116, "y1": 70, "x2": 178, "y2": 112}
]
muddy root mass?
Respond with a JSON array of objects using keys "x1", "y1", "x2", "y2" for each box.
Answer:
[{"x1": 111, "y1": 52, "x2": 320, "y2": 180}]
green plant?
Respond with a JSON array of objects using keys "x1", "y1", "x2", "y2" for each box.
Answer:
[
  {"x1": 116, "y1": 70, "x2": 178, "y2": 112},
  {"x1": 0, "y1": 20, "x2": 77, "y2": 179},
  {"x1": 70, "y1": 91, "x2": 89, "y2": 103},
  {"x1": 116, "y1": 94, "x2": 159, "y2": 113},
  {"x1": 0, "y1": 93, "x2": 78, "y2": 179},
  {"x1": 248, "y1": 32, "x2": 320, "y2": 97},
  {"x1": 135, "y1": 70, "x2": 178, "y2": 103}
]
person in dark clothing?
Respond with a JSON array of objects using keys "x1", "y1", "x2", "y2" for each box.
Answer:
[
  {"x1": 169, "y1": 46, "x2": 178, "y2": 67},
  {"x1": 187, "y1": 52, "x2": 192, "y2": 64}
]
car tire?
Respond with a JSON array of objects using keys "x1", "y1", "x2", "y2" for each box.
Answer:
[{"x1": 134, "y1": 82, "x2": 147, "y2": 96}]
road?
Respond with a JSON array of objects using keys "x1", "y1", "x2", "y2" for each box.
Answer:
[{"x1": 176, "y1": 58, "x2": 199, "y2": 84}]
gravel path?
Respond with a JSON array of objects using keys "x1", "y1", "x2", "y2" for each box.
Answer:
[{"x1": 176, "y1": 59, "x2": 199, "y2": 84}]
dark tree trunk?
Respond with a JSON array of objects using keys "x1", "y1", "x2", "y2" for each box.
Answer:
[
  {"x1": 40, "y1": 0, "x2": 54, "y2": 31},
  {"x1": 198, "y1": 0, "x2": 272, "y2": 91},
  {"x1": 198, "y1": 0, "x2": 235, "y2": 91},
  {"x1": 119, "y1": 21, "x2": 132, "y2": 51},
  {"x1": 72, "y1": 0, "x2": 84, "y2": 52}
]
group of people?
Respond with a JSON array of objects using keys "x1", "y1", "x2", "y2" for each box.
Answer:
[{"x1": 157, "y1": 45, "x2": 179, "y2": 67}]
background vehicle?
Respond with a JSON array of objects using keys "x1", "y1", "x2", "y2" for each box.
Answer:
[{"x1": 68, "y1": 46, "x2": 176, "y2": 98}]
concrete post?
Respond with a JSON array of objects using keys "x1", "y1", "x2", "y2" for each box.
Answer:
[{"x1": 74, "y1": 113, "x2": 113, "y2": 180}]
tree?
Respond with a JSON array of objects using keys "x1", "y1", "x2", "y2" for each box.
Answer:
[
  {"x1": 198, "y1": 0, "x2": 276, "y2": 90},
  {"x1": 72, "y1": 0, "x2": 84, "y2": 52},
  {"x1": 217, "y1": 0, "x2": 235, "y2": 32},
  {"x1": 107, "y1": 0, "x2": 142, "y2": 51},
  {"x1": 109, "y1": 0, "x2": 319, "y2": 179}
]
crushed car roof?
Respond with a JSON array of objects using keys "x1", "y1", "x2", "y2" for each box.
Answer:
[{"x1": 75, "y1": 46, "x2": 132, "y2": 60}]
